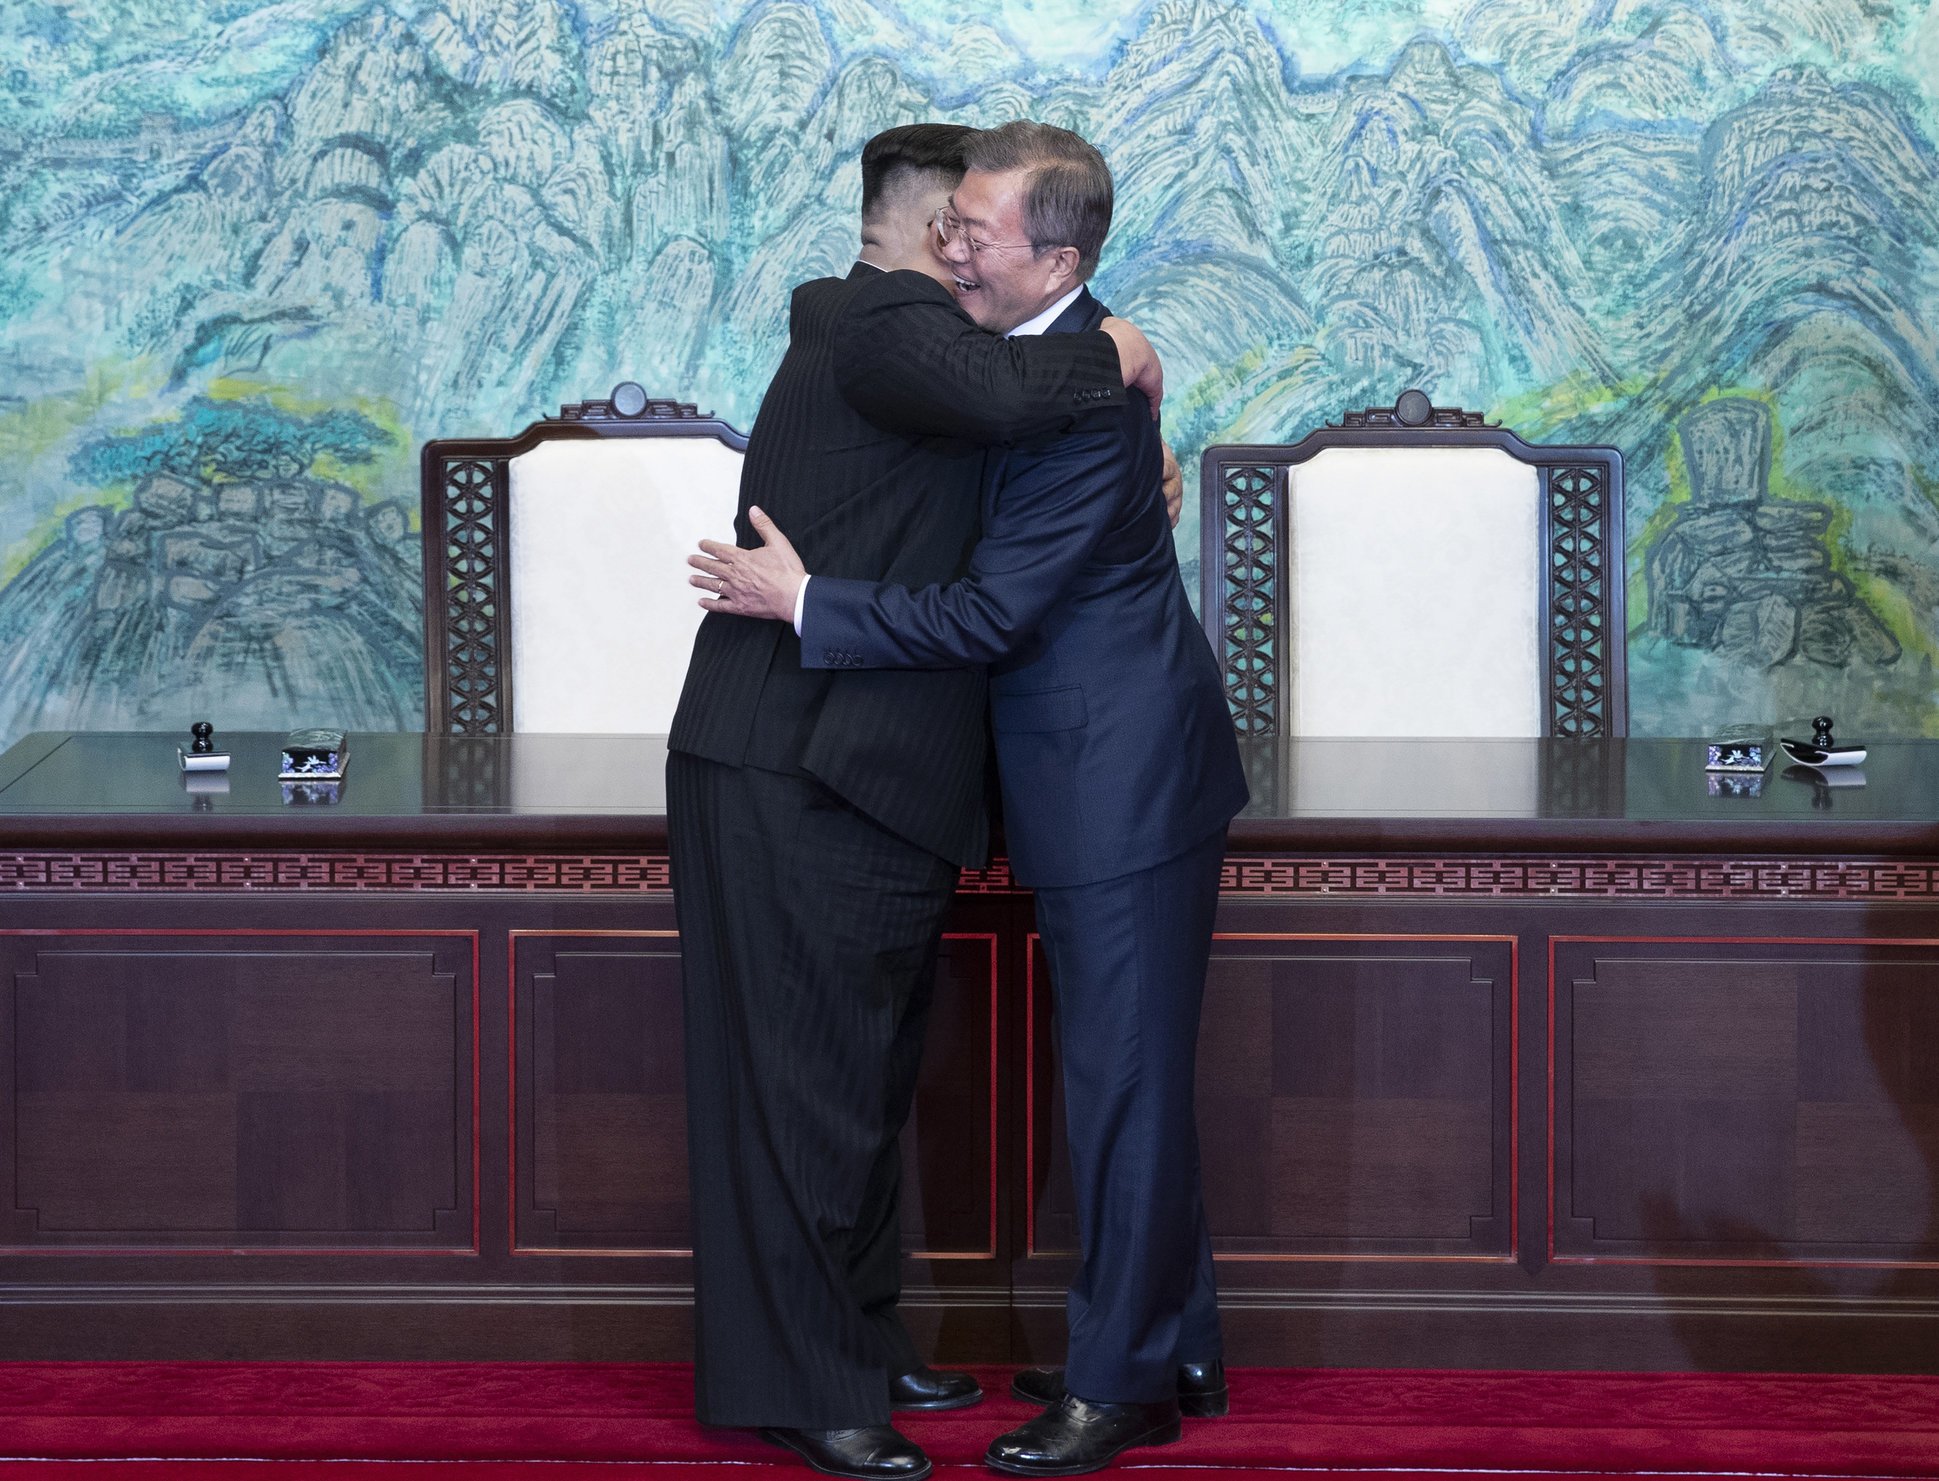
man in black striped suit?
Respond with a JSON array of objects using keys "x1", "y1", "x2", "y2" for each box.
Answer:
[{"x1": 666, "y1": 124, "x2": 1163, "y2": 1481}]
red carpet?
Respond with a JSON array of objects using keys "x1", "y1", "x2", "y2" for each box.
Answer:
[{"x1": 0, "y1": 1363, "x2": 1936, "y2": 1479}]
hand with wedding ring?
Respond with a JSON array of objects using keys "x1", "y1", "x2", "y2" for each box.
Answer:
[{"x1": 690, "y1": 506, "x2": 808, "y2": 623}]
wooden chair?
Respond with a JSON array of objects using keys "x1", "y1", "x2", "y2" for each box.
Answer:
[
  {"x1": 420, "y1": 384, "x2": 746, "y2": 736},
  {"x1": 1200, "y1": 389, "x2": 1627, "y2": 743}
]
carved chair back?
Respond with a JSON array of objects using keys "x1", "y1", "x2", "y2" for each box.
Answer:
[
  {"x1": 1201, "y1": 391, "x2": 1626, "y2": 740},
  {"x1": 420, "y1": 385, "x2": 747, "y2": 734}
]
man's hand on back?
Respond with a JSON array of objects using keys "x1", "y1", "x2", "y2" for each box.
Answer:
[
  {"x1": 691, "y1": 507, "x2": 807, "y2": 623},
  {"x1": 1160, "y1": 438, "x2": 1183, "y2": 528},
  {"x1": 1100, "y1": 316, "x2": 1163, "y2": 417}
]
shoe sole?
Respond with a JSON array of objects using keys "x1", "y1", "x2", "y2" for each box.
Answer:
[
  {"x1": 983, "y1": 1419, "x2": 1182, "y2": 1477},
  {"x1": 1007, "y1": 1379, "x2": 1228, "y2": 1420},
  {"x1": 892, "y1": 1389, "x2": 986, "y2": 1412},
  {"x1": 759, "y1": 1429, "x2": 934, "y2": 1481}
]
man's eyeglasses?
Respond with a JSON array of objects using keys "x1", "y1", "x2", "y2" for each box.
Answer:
[{"x1": 933, "y1": 207, "x2": 1037, "y2": 258}]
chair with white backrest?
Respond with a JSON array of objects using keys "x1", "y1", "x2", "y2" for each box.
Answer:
[
  {"x1": 1200, "y1": 391, "x2": 1627, "y2": 810},
  {"x1": 420, "y1": 382, "x2": 746, "y2": 737}
]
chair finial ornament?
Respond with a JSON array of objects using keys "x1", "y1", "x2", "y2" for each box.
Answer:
[
  {"x1": 1395, "y1": 389, "x2": 1433, "y2": 426},
  {"x1": 550, "y1": 388, "x2": 713, "y2": 423},
  {"x1": 1335, "y1": 394, "x2": 1491, "y2": 430}
]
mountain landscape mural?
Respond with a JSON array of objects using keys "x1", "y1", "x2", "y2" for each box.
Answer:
[{"x1": 2, "y1": 0, "x2": 1937, "y2": 742}]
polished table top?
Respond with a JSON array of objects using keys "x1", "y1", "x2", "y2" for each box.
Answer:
[{"x1": 0, "y1": 731, "x2": 1934, "y2": 854}]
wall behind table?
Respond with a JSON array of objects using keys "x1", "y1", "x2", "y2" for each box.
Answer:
[{"x1": 3, "y1": 0, "x2": 1937, "y2": 744}]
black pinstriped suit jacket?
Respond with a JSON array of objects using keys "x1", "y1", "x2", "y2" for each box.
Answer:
[{"x1": 668, "y1": 265, "x2": 1125, "y2": 866}]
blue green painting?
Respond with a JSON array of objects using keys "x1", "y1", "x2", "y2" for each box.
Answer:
[{"x1": 3, "y1": 0, "x2": 1937, "y2": 742}]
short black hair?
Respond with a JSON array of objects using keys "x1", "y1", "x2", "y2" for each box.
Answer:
[
  {"x1": 964, "y1": 121, "x2": 1113, "y2": 280},
  {"x1": 861, "y1": 123, "x2": 978, "y2": 222}
]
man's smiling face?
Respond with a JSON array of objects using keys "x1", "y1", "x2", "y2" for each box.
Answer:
[{"x1": 940, "y1": 167, "x2": 1075, "y2": 333}]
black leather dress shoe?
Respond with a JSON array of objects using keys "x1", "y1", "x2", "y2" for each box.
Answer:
[
  {"x1": 1011, "y1": 1361, "x2": 1228, "y2": 1418},
  {"x1": 985, "y1": 1394, "x2": 1181, "y2": 1476},
  {"x1": 1176, "y1": 1361, "x2": 1230, "y2": 1417},
  {"x1": 759, "y1": 1425, "x2": 932, "y2": 1480},
  {"x1": 890, "y1": 1364, "x2": 984, "y2": 1411}
]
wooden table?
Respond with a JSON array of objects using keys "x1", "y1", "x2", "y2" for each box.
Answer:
[{"x1": 1, "y1": 730, "x2": 1935, "y2": 1369}]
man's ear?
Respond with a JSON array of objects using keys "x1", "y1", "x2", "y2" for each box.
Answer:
[{"x1": 1046, "y1": 245, "x2": 1082, "y2": 292}]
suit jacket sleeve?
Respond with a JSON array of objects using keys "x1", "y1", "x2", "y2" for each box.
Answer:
[
  {"x1": 831, "y1": 270, "x2": 1126, "y2": 446},
  {"x1": 799, "y1": 414, "x2": 1136, "y2": 670}
]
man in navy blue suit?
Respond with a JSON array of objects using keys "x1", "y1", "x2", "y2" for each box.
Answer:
[{"x1": 693, "y1": 121, "x2": 1248, "y2": 1477}]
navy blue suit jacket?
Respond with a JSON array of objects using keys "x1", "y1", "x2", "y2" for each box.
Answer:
[{"x1": 800, "y1": 288, "x2": 1248, "y2": 888}]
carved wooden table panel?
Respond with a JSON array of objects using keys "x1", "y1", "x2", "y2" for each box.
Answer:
[{"x1": 1, "y1": 732, "x2": 1935, "y2": 1370}]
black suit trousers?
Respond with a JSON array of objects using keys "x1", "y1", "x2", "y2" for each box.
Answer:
[
  {"x1": 668, "y1": 751, "x2": 957, "y2": 1428},
  {"x1": 1033, "y1": 826, "x2": 1227, "y2": 1404}
]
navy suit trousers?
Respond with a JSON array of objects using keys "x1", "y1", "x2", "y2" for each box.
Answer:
[{"x1": 1033, "y1": 826, "x2": 1227, "y2": 1403}]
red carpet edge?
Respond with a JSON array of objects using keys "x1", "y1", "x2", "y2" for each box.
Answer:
[{"x1": 0, "y1": 1365, "x2": 1931, "y2": 1477}]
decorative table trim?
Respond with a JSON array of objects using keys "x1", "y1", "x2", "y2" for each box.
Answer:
[
  {"x1": 1220, "y1": 856, "x2": 1939, "y2": 901},
  {"x1": 0, "y1": 852, "x2": 1930, "y2": 900}
]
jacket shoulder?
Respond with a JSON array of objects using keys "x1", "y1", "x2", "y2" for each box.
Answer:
[
  {"x1": 843, "y1": 267, "x2": 963, "y2": 315},
  {"x1": 790, "y1": 273, "x2": 860, "y2": 332}
]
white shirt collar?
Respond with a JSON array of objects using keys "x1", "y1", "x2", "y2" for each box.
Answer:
[{"x1": 1006, "y1": 285, "x2": 1085, "y2": 338}]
